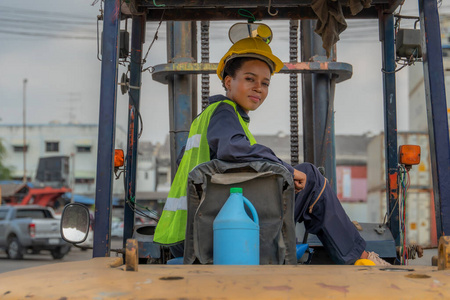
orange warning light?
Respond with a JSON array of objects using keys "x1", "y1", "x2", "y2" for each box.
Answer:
[
  {"x1": 399, "y1": 145, "x2": 421, "y2": 166},
  {"x1": 114, "y1": 149, "x2": 124, "y2": 167}
]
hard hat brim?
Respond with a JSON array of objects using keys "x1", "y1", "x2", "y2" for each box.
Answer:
[{"x1": 217, "y1": 50, "x2": 284, "y2": 81}]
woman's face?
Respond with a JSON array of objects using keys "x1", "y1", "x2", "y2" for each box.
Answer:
[{"x1": 224, "y1": 59, "x2": 271, "y2": 113}]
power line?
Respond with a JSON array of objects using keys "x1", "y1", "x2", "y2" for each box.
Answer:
[
  {"x1": 0, "y1": 16, "x2": 96, "y2": 26},
  {"x1": 0, "y1": 4, "x2": 97, "y2": 40},
  {"x1": 0, "y1": 20, "x2": 96, "y2": 34},
  {"x1": 0, "y1": 29, "x2": 96, "y2": 40},
  {"x1": 1, "y1": 4, "x2": 448, "y2": 42},
  {"x1": 0, "y1": 5, "x2": 94, "y2": 21}
]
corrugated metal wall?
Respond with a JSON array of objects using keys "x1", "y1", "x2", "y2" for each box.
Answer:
[
  {"x1": 337, "y1": 166, "x2": 367, "y2": 202},
  {"x1": 367, "y1": 133, "x2": 437, "y2": 247}
]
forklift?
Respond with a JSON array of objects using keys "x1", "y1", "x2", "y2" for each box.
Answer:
[{"x1": 0, "y1": 0, "x2": 449, "y2": 298}]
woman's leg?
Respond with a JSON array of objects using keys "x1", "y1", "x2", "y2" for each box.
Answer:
[{"x1": 293, "y1": 163, "x2": 366, "y2": 264}]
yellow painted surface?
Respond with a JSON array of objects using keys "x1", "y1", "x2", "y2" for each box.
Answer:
[
  {"x1": 1, "y1": 258, "x2": 449, "y2": 299},
  {"x1": 439, "y1": 236, "x2": 450, "y2": 270}
]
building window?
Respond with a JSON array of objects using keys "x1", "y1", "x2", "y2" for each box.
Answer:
[
  {"x1": 46, "y1": 142, "x2": 59, "y2": 152},
  {"x1": 13, "y1": 145, "x2": 28, "y2": 152},
  {"x1": 157, "y1": 171, "x2": 168, "y2": 185},
  {"x1": 75, "y1": 178, "x2": 95, "y2": 184},
  {"x1": 11, "y1": 176, "x2": 31, "y2": 182},
  {"x1": 76, "y1": 146, "x2": 92, "y2": 153}
]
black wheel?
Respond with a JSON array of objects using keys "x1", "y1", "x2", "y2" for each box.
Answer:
[
  {"x1": 51, "y1": 245, "x2": 71, "y2": 259},
  {"x1": 7, "y1": 237, "x2": 24, "y2": 260}
]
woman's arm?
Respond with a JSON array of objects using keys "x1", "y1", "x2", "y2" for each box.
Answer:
[{"x1": 207, "y1": 103, "x2": 295, "y2": 174}]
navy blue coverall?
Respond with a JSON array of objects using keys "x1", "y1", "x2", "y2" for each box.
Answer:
[{"x1": 173, "y1": 94, "x2": 366, "y2": 264}]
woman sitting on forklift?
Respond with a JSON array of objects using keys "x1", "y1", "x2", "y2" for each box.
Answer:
[{"x1": 153, "y1": 33, "x2": 390, "y2": 266}]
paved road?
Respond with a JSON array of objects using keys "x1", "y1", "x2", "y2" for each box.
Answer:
[
  {"x1": 0, "y1": 238, "x2": 124, "y2": 274},
  {"x1": 0, "y1": 247, "x2": 93, "y2": 274}
]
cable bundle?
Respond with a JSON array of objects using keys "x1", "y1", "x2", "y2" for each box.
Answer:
[{"x1": 398, "y1": 164, "x2": 410, "y2": 264}]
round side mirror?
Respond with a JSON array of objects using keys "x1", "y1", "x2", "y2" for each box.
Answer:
[{"x1": 60, "y1": 203, "x2": 90, "y2": 244}]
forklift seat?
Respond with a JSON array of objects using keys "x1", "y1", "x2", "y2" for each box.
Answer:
[{"x1": 183, "y1": 159, "x2": 298, "y2": 265}]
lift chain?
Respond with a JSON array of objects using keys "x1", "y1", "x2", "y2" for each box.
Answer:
[
  {"x1": 289, "y1": 20, "x2": 300, "y2": 166},
  {"x1": 201, "y1": 21, "x2": 210, "y2": 111}
]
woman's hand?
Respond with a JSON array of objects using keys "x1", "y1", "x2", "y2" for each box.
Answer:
[{"x1": 293, "y1": 169, "x2": 307, "y2": 193}]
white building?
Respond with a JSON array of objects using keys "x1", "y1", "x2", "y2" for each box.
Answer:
[{"x1": 0, "y1": 123, "x2": 136, "y2": 197}]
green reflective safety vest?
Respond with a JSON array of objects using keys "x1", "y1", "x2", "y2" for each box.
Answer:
[{"x1": 153, "y1": 100, "x2": 257, "y2": 245}]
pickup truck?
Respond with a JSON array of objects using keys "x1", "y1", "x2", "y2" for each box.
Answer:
[{"x1": 0, "y1": 205, "x2": 71, "y2": 259}]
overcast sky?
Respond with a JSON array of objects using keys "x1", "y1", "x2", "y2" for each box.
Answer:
[{"x1": 1, "y1": 1, "x2": 449, "y2": 145}]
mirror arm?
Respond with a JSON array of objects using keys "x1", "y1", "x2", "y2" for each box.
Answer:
[
  {"x1": 112, "y1": 248, "x2": 125, "y2": 254},
  {"x1": 70, "y1": 242, "x2": 125, "y2": 254}
]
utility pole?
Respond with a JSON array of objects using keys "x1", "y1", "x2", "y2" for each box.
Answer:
[
  {"x1": 70, "y1": 152, "x2": 75, "y2": 203},
  {"x1": 22, "y1": 79, "x2": 27, "y2": 183}
]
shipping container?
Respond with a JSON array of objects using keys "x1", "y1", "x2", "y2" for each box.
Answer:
[
  {"x1": 336, "y1": 166, "x2": 367, "y2": 202},
  {"x1": 367, "y1": 132, "x2": 435, "y2": 247},
  {"x1": 366, "y1": 189, "x2": 435, "y2": 247},
  {"x1": 341, "y1": 202, "x2": 368, "y2": 223},
  {"x1": 367, "y1": 190, "x2": 385, "y2": 224},
  {"x1": 367, "y1": 133, "x2": 432, "y2": 192}
]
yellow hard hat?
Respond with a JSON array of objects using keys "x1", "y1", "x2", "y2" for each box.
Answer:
[{"x1": 217, "y1": 37, "x2": 284, "y2": 80}]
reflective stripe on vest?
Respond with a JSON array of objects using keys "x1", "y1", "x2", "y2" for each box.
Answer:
[
  {"x1": 185, "y1": 134, "x2": 201, "y2": 151},
  {"x1": 153, "y1": 100, "x2": 256, "y2": 245},
  {"x1": 163, "y1": 196, "x2": 187, "y2": 211}
]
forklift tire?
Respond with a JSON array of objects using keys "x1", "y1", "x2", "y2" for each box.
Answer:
[
  {"x1": 51, "y1": 245, "x2": 71, "y2": 259},
  {"x1": 7, "y1": 237, "x2": 24, "y2": 260}
]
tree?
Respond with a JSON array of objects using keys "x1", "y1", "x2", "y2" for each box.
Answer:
[{"x1": 0, "y1": 139, "x2": 12, "y2": 180}]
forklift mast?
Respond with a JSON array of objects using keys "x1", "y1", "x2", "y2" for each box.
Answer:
[{"x1": 93, "y1": 0, "x2": 449, "y2": 257}]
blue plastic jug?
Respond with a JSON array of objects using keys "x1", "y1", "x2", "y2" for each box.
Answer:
[{"x1": 213, "y1": 187, "x2": 260, "y2": 265}]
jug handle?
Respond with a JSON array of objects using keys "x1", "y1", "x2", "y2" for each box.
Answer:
[{"x1": 243, "y1": 196, "x2": 259, "y2": 225}]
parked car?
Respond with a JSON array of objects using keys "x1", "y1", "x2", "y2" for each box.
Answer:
[
  {"x1": 78, "y1": 226, "x2": 94, "y2": 249},
  {"x1": 110, "y1": 216, "x2": 155, "y2": 238},
  {"x1": 0, "y1": 205, "x2": 71, "y2": 259},
  {"x1": 111, "y1": 216, "x2": 124, "y2": 238},
  {"x1": 78, "y1": 211, "x2": 94, "y2": 249}
]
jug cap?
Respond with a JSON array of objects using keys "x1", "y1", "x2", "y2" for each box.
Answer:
[{"x1": 230, "y1": 187, "x2": 243, "y2": 194}]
